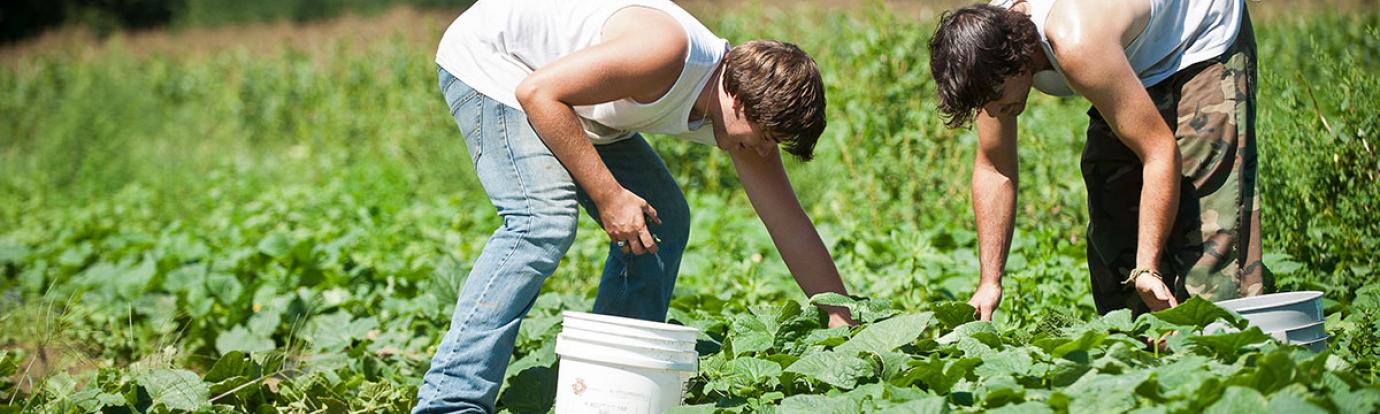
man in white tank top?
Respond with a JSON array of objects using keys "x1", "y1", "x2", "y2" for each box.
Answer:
[
  {"x1": 928, "y1": 0, "x2": 1268, "y2": 321},
  {"x1": 418, "y1": 1, "x2": 855, "y2": 412}
]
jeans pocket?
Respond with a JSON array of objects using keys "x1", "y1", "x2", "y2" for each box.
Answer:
[
  {"x1": 458, "y1": 100, "x2": 484, "y2": 167},
  {"x1": 444, "y1": 87, "x2": 484, "y2": 167}
]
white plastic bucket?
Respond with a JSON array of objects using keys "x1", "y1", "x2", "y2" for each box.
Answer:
[
  {"x1": 561, "y1": 311, "x2": 699, "y2": 343},
  {"x1": 555, "y1": 312, "x2": 699, "y2": 414}
]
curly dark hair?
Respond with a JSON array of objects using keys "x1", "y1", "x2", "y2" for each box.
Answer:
[
  {"x1": 723, "y1": 40, "x2": 827, "y2": 161},
  {"x1": 928, "y1": 4, "x2": 1042, "y2": 128}
]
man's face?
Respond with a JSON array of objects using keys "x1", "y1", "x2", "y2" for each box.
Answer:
[
  {"x1": 983, "y1": 72, "x2": 1034, "y2": 118},
  {"x1": 714, "y1": 100, "x2": 781, "y2": 158}
]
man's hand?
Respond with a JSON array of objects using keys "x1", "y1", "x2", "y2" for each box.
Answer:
[
  {"x1": 824, "y1": 306, "x2": 857, "y2": 328},
  {"x1": 968, "y1": 282, "x2": 1003, "y2": 321},
  {"x1": 1134, "y1": 273, "x2": 1178, "y2": 312},
  {"x1": 597, "y1": 188, "x2": 661, "y2": 255}
]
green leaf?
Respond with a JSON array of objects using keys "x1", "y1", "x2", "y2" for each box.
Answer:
[
  {"x1": 835, "y1": 312, "x2": 934, "y2": 355},
  {"x1": 974, "y1": 349, "x2": 1033, "y2": 378},
  {"x1": 1099, "y1": 309, "x2": 1134, "y2": 332},
  {"x1": 114, "y1": 255, "x2": 157, "y2": 300},
  {"x1": 498, "y1": 366, "x2": 556, "y2": 414},
  {"x1": 1266, "y1": 393, "x2": 1327, "y2": 414},
  {"x1": 810, "y1": 292, "x2": 898, "y2": 323},
  {"x1": 1329, "y1": 386, "x2": 1380, "y2": 414},
  {"x1": 137, "y1": 368, "x2": 210, "y2": 412},
  {"x1": 257, "y1": 232, "x2": 292, "y2": 258},
  {"x1": 1262, "y1": 253, "x2": 1303, "y2": 275},
  {"x1": 1205, "y1": 386, "x2": 1268, "y2": 414},
  {"x1": 0, "y1": 244, "x2": 28, "y2": 265},
  {"x1": 987, "y1": 401, "x2": 1051, "y2": 414},
  {"x1": 205, "y1": 272, "x2": 244, "y2": 306},
  {"x1": 725, "y1": 357, "x2": 782, "y2": 384},
  {"x1": 665, "y1": 404, "x2": 720, "y2": 414},
  {"x1": 301, "y1": 311, "x2": 378, "y2": 351},
  {"x1": 729, "y1": 314, "x2": 775, "y2": 355},
  {"x1": 1052, "y1": 330, "x2": 1108, "y2": 359},
  {"x1": 785, "y1": 351, "x2": 874, "y2": 390},
  {"x1": 780, "y1": 394, "x2": 860, "y2": 414},
  {"x1": 204, "y1": 351, "x2": 253, "y2": 383},
  {"x1": 1062, "y1": 372, "x2": 1149, "y2": 414},
  {"x1": 215, "y1": 325, "x2": 276, "y2": 355},
  {"x1": 878, "y1": 396, "x2": 949, "y2": 414},
  {"x1": 894, "y1": 356, "x2": 980, "y2": 394},
  {"x1": 1187, "y1": 327, "x2": 1272, "y2": 360},
  {"x1": 933, "y1": 301, "x2": 977, "y2": 330},
  {"x1": 1152, "y1": 296, "x2": 1245, "y2": 329},
  {"x1": 938, "y1": 321, "x2": 998, "y2": 346}
]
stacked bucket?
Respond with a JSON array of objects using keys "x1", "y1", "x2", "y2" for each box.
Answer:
[
  {"x1": 1216, "y1": 291, "x2": 1328, "y2": 352},
  {"x1": 554, "y1": 311, "x2": 700, "y2": 413}
]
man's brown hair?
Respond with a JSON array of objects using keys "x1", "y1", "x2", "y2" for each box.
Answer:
[
  {"x1": 723, "y1": 40, "x2": 827, "y2": 161},
  {"x1": 929, "y1": 4, "x2": 1041, "y2": 128}
]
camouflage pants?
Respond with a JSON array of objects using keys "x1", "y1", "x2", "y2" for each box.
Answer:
[{"x1": 1083, "y1": 13, "x2": 1270, "y2": 315}]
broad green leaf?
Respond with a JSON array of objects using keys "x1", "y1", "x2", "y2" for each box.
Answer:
[
  {"x1": 1266, "y1": 393, "x2": 1327, "y2": 414},
  {"x1": 1063, "y1": 372, "x2": 1149, "y2": 414},
  {"x1": 1205, "y1": 386, "x2": 1268, "y2": 414},
  {"x1": 204, "y1": 351, "x2": 253, "y2": 382},
  {"x1": 809, "y1": 292, "x2": 898, "y2": 323},
  {"x1": 974, "y1": 349, "x2": 1033, "y2": 378},
  {"x1": 498, "y1": 366, "x2": 556, "y2": 414},
  {"x1": 785, "y1": 351, "x2": 874, "y2": 390},
  {"x1": 937, "y1": 321, "x2": 997, "y2": 345},
  {"x1": 1099, "y1": 309, "x2": 1134, "y2": 332},
  {"x1": 1329, "y1": 386, "x2": 1380, "y2": 414},
  {"x1": 1187, "y1": 327, "x2": 1272, "y2": 360},
  {"x1": 257, "y1": 232, "x2": 291, "y2": 258},
  {"x1": 1052, "y1": 330, "x2": 1108, "y2": 359},
  {"x1": 215, "y1": 325, "x2": 275, "y2": 355},
  {"x1": 933, "y1": 301, "x2": 977, "y2": 330},
  {"x1": 1153, "y1": 297, "x2": 1245, "y2": 329},
  {"x1": 205, "y1": 272, "x2": 244, "y2": 306},
  {"x1": 665, "y1": 404, "x2": 720, "y2": 414},
  {"x1": 725, "y1": 357, "x2": 782, "y2": 384},
  {"x1": 805, "y1": 325, "x2": 852, "y2": 347},
  {"x1": 780, "y1": 394, "x2": 860, "y2": 414},
  {"x1": 878, "y1": 396, "x2": 948, "y2": 414},
  {"x1": 987, "y1": 401, "x2": 1051, "y2": 414},
  {"x1": 301, "y1": 311, "x2": 378, "y2": 351},
  {"x1": 137, "y1": 368, "x2": 210, "y2": 412},
  {"x1": 1262, "y1": 252, "x2": 1303, "y2": 275},
  {"x1": 0, "y1": 244, "x2": 27, "y2": 265},
  {"x1": 836, "y1": 312, "x2": 934, "y2": 355},
  {"x1": 894, "y1": 356, "x2": 980, "y2": 394},
  {"x1": 730, "y1": 314, "x2": 775, "y2": 355},
  {"x1": 115, "y1": 255, "x2": 157, "y2": 300}
]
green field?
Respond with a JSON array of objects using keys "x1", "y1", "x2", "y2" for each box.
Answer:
[{"x1": 1, "y1": 3, "x2": 1378, "y2": 413}]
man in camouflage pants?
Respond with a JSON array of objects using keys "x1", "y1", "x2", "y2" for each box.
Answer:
[
  {"x1": 928, "y1": 0, "x2": 1271, "y2": 319},
  {"x1": 1084, "y1": 15, "x2": 1270, "y2": 314}
]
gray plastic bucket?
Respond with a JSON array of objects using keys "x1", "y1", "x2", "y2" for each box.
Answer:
[
  {"x1": 1214, "y1": 291, "x2": 1327, "y2": 351},
  {"x1": 1298, "y1": 335, "x2": 1330, "y2": 353},
  {"x1": 1265, "y1": 321, "x2": 1327, "y2": 343},
  {"x1": 1215, "y1": 291, "x2": 1324, "y2": 332}
]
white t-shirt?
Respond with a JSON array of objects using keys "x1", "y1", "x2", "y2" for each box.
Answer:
[
  {"x1": 435, "y1": 0, "x2": 729, "y2": 145},
  {"x1": 993, "y1": 0, "x2": 1243, "y2": 96}
]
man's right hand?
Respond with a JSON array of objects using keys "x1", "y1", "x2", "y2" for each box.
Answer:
[
  {"x1": 968, "y1": 281, "x2": 1003, "y2": 321},
  {"x1": 597, "y1": 188, "x2": 661, "y2": 255}
]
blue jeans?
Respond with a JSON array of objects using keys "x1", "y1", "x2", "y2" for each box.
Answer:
[{"x1": 413, "y1": 67, "x2": 691, "y2": 413}]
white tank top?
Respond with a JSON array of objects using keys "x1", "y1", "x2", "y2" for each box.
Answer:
[
  {"x1": 435, "y1": 0, "x2": 729, "y2": 145},
  {"x1": 993, "y1": 0, "x2": 1242, "y2": 97}
]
